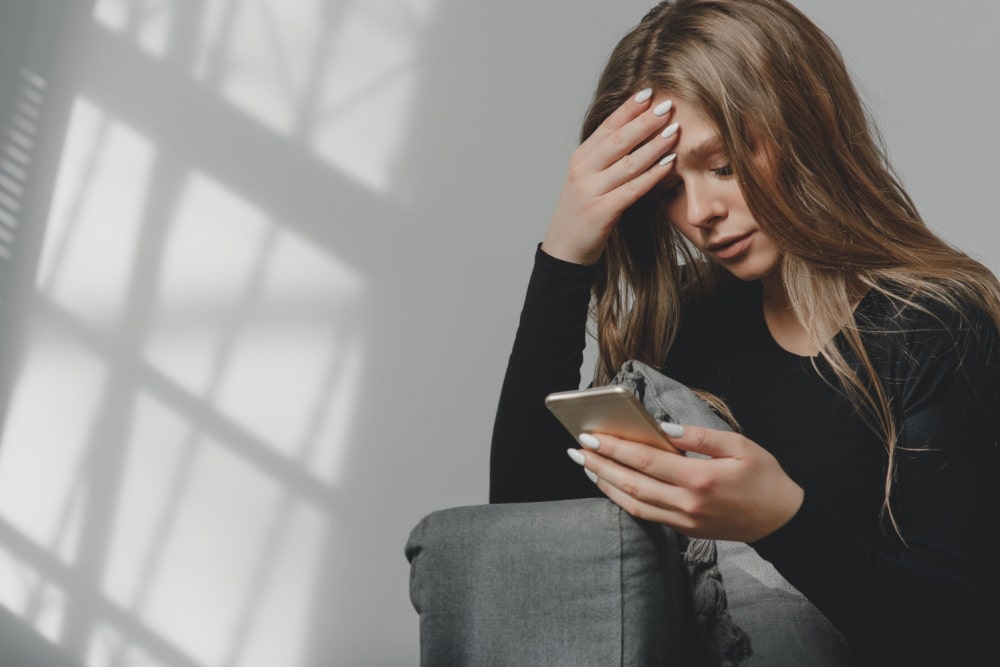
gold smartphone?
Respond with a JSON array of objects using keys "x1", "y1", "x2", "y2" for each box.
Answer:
[{"x1": 545, "y1": 385, "x2": 681, "y2": 454}]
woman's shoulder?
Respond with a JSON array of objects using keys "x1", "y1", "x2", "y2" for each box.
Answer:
[
  {"x1": 857, "y1": 283, "x2": 1000, "y2": 403},
  {"x1": 857, "y1": 282, "x2": 999, "y2": 347}
]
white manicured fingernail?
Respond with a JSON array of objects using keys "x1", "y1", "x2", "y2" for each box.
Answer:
[
  {"x1": 660, "y1": 421, "x2": 685, "y2": 438},
  {"x1": 661, "y1": 122, "x2": 679, "y2": 139},
  {"x1": 579, "y1": 433, "x2": 600, "y2": 450},
  {"x1": 658, "y1": 153, "x2": 676, "y2": 167},
  {"x1": 635, "y1": 88, "x2": 653, "y2": 103},
  {"x1": 585, "y1": 469, "x2": 599, "y2": 484},
  {"x1": 653, "y1": 100, "x2": 673, "y2": 116},
  {"x1": 567, "y1": 448, "x2": 586, "y2": 466}
]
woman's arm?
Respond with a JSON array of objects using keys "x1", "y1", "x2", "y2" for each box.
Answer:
[
  {"x1": 488, "y1": 247, "x2": 600, "y2": 503},
  {"x1": 490, "y1": 90, "x2": 680, "y2": 503}
]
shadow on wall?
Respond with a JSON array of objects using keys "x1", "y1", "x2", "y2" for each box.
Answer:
[{"x1": 0, "y1": 0, "x2": 447, "y2": 665}]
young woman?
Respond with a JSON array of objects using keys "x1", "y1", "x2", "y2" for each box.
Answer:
[{"x1": 489, "y1": 0, "x2": 999, "y2": 664}]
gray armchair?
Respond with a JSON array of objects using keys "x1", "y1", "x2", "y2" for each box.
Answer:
[
  {"x1": 407, "y1": 366, "x2": 855, "y2": 665},
  {"x1": 405, "y1": 498, "x2": 856, "y2": 666}
]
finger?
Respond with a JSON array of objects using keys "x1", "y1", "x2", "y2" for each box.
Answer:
[
  {"x1": 588, "y1": 98, "x2": 675, "y2": 171},
  {"x1": 598, "y1": 148, "x2": 677, "y2": 214},
  {"x1": 596, "y1": 474, "x2": 696, "y2": 532},
  {"x1": 580, "y1": 446, "x2": 689, "y2": 512},
  {"x1": 668, "y1": 424, "x2": 745, "y2": 459},
  {"x1": 578, "y1": 88, "x2": 657, "y2": 157},
  {"x1": 583, "y1": 432, "x2": 691, "y2": 485},
  {"x1": 594, "y1": 123, "x2": 679, "y2": 196}
]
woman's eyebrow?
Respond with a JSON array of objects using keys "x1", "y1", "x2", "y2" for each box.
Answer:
[{"x1": 679, "y1": 135, "x2": 725, "y2": 164}]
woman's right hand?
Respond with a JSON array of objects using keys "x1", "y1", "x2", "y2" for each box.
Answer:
[{"x1": 541, "y1": 89, "x2": 680, "y2": 266}]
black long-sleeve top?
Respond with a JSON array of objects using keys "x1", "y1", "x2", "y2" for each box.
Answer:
[{"x1": 490, "y1": 247, "x2": 1000, "y2": 666}]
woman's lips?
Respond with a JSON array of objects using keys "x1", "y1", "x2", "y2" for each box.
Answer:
[{"x1": 709, "y1": 231, "x2": 755, "y2": 260}]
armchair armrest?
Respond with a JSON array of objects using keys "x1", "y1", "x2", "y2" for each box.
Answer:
[{"x1": 405, "y1": 498, "x2": 705, "y2": 666}]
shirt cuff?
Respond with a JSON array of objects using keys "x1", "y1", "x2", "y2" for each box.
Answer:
[
  {"x1": 750, "y1": 490, "x2": 825, "y2": 560},
  {"x1": 534, "y1": 243, "x2": 599, "y2": 281}
]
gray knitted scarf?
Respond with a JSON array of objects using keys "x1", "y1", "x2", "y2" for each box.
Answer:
[{"x1": 611, "y1": 360, "x2": 753, "y2": 667}]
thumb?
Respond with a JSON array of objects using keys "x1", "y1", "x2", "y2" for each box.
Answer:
[{"x1": 661, "y1": 423, "x2": 738, "y2": 459}]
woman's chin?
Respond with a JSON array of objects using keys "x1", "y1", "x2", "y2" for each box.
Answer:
[{"x1": 719, "y1": 259, "x2": 780, "y2": 283}]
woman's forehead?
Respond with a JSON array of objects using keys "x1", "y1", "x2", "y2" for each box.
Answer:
[{"x1": 652, "y1": 94, "x2": 726, "y2": 164}]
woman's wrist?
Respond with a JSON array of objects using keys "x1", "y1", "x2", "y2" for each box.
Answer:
[
  {"x1": 534, "y1": 243, "x2": 600, "y2": 279},
  {"x1": 539, "y1": 238, "x2": 603, "y2": 267}
]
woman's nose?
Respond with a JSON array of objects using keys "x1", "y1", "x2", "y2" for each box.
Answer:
[{"x1": 686, "y1": 181, "x2": 725, "y2": 228}]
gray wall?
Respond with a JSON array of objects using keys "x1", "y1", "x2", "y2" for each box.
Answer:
[{"x1": 0, "y1": 1, "x2": 994, "y2": 666}]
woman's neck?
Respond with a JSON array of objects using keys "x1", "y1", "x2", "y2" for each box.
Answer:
[{"x1": 760, "y1": 271, "x2": 820, "y2": 357}]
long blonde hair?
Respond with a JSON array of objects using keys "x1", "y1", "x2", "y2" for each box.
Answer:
[{"x1": 585, "y1": 0, "x2": 1000, "y2": 536}]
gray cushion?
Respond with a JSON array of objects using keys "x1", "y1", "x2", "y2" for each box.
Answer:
[
  {"x1": 715, "y1": 541, "x2": 857, "y2": 666},
  {"x1": 405, "y1": 498, "x2": 706, "y2": 666}
]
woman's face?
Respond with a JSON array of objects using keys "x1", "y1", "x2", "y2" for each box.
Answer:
[{"x1": 654, "y1": 95, "x2": 782, "y2": 283}]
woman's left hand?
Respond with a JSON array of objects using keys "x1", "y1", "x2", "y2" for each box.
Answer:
[{"x1": 571, "y1": 425, "x2": 804, "y2": 542}]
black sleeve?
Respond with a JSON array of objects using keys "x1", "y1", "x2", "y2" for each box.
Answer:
[
  {"x1": 750, "y1": 304, "x2": 1000, "y2": 665},
  {"x1": 489, "y1": 245, "x2": 604, "y2": 503}
]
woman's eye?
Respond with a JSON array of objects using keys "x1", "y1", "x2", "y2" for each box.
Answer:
[{"x1": 712, "y1": 164, "x2": 733, "y2": 177}]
